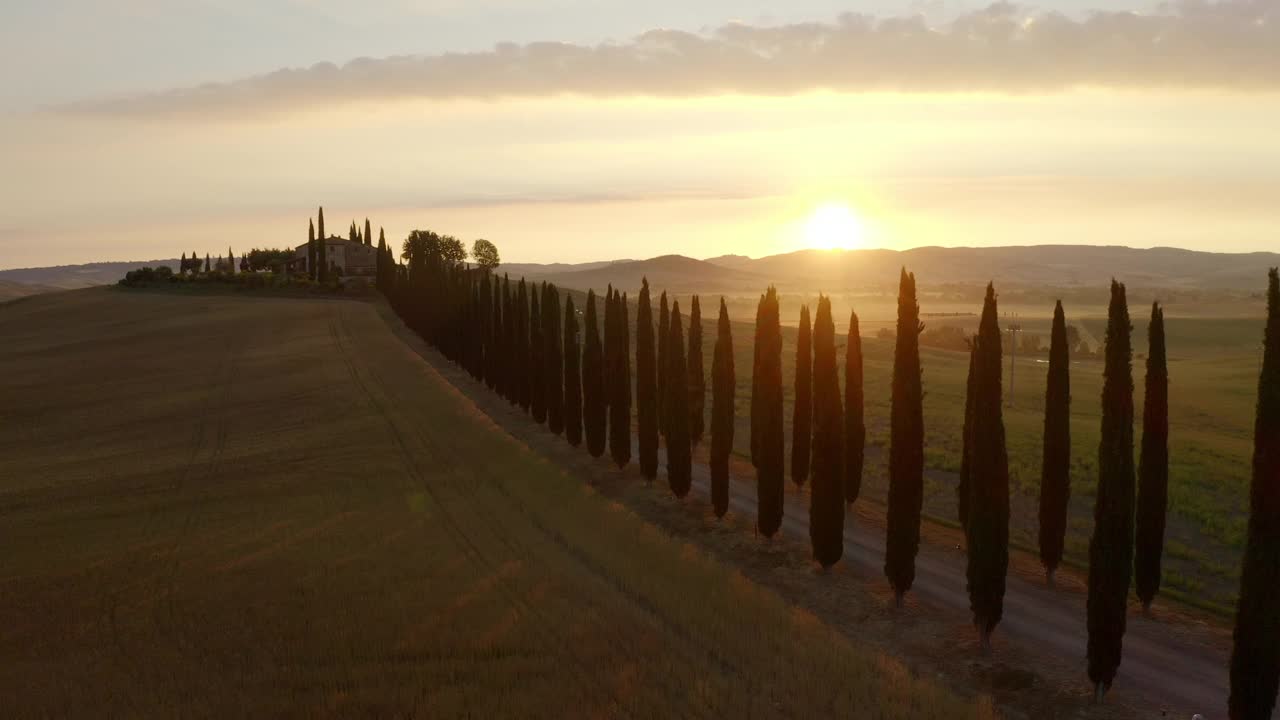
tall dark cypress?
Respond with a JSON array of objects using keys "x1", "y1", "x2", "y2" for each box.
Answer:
[
  {"x1": 1230, "y1": 268, "x2": 1280, "y2": 720},
  {"x1": 1039, "y1": 300, "x2": 1072, "y2": 584},
  {"x1": 792, "y1": 304, "x2": 813, "y2": 487},
  {"x1": 479, "y1": 271, "x2": 493, "y2": 389},
  {"x1": 317, "y1": 207, "x2": 327, "y2": 283},
  {"x1": 609, "y1": 291, "x2": 632, "y2": 468},
  {"x1": 364, "y1": 218, "x2": 372, "y2": 247},
  {"x1": 688, "y1": 295, "x2": 705, "y2": 445},
  {"x1": 516, "y1": 280, "x2": 531, "y2": 412},
  {"x1": 564, "y1": 296, "x2": 583, "y2": 447},
  {"x1": 666, "y1": 302, "x2": 692, "y2": 498},
  {"x1": 491, "y1": 277, "x2": 503, "y2": 395},
  {"x1": 809, "y1": 295, "x2": 845, "y2": 569},
  {"x1": 636, "y1": 279, "x2": 659, "y2": 480},
  {"x1": 1087, "y1": 279, "x2": 1136, "y2": 701},
  {"x1": 582, "y1": 290, "x2": 607, "y2": 458},
  {"x1": 958, "y1": 341, "x2": 977, "y2": 531},
  {"x1": 658, "y1": 291, "x2": 670, "y2": 438},
  {"x1": 711, "y1": 298, "x2": 736, "y2": 519},
  {"x1": 545, "y1": 284, "x2": 564, "y2": 435},
  {"x1": 314, "y1": 206, "x2": 325, "y2": 281},
  {"x1": 845, "y1": 310, "x2": 865, "y2": 505},
  {"x1": 966, "y1": 283, "x2": 1010, "y2": 652},
  {"x1": 603, "y1": 285, "x2": 616, "y2": 414},
  {"x1": 308, "y1": 219, "x2": 316, "y2": 280},
  {"x1": 886, "y1": 268, "x2": 924, "y2": 607},
  {"x1": 1135, "y1": 302, "x2": 1168, "y2": 611},
  {"x1": 753, "y1": 287, "x2": 785, "y2": 538},
  {"x1": 530, "y1": 286, "x2": 546, "y2": 423}
]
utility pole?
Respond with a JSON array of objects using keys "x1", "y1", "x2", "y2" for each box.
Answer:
[{"x1": 1007, "y1": 312, "x2": 1021, "y2": 408}]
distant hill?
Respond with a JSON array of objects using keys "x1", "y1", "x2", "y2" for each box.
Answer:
[
  {"x1": 536, "y1": 254, "x2": 768, "y2": 294},
  {"x1": 703, "y1": 246, "x2": 1280, "y2": 291},
  {"x1": 500, "y1": 259, "x2": 635, "y2": 278},
  {"x1": 0, "y1": 260, "x2": 180, "y2": 291}
]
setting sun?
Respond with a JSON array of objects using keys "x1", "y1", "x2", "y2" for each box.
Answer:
[{"x1": 804, "y1": 203, "x2": 866, "y2": 251}]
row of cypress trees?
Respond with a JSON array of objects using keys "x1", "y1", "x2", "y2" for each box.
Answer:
[{"x1": 377, "y1": 231, "x2": 1280, "y2": 712}]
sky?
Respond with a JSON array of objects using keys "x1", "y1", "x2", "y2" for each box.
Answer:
[{"x1": 1, "y1": 0, "x2": 1277, "y2": 268}]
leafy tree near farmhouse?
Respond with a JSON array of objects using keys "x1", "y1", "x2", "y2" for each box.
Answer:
[{"x1": 473, "y1": 239, "x2": 501, "y2": 270}]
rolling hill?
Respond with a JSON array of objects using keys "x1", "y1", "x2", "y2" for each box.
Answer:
[
  {"x1": 534, "y1": 254, "x2": 769, "y2": 293},
  {"x1": 704, "y1": 245, "x2": 1280, "y2": 291}
]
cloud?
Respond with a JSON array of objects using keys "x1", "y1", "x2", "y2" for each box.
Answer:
[{"x1": 65, "y1": 1, "x2": 1280, "y2": 116}]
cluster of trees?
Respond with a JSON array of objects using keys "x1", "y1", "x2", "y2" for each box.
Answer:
[{"x1": 377, "y1": 232, "x2": 1280, "y2": 714}]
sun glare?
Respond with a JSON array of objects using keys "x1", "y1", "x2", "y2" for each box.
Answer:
[{"x1": 804, "y1": 203, "x2": 865, "y2": 251}]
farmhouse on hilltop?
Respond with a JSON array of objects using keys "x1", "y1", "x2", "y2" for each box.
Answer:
[{"x1": 288, "y1": 236, "x2": 377, "y2": 277}]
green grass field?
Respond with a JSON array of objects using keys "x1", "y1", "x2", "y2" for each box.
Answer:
[{"x1": 0, "y1": 288, "x2": 987, "y2": 717}]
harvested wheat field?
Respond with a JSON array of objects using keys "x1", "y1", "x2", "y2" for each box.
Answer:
[{"x1": 0, "y1": 288, "x2": 989, "y2": 718}]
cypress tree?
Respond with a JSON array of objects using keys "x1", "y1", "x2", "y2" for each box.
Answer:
[
  {"x1": 480, "y1": 271, "x2": 493, "y2": 388},
  {"x1": 1087, "y1": 279, "x2": 1136, "y2": 702},
  {"x1": 792, "y1": 304, "x2": 813, "y2": 487},
  {"x1": 205, "y1": 254, "x2": 211, "y2": 273},
  {"x1": 1230, "y1": 267, "x2": 1280, "y2": 720},
  {"x1": 516, "y1": 279, "x2": 531, "y2": 412},
  {"x1": 886, "y1": 268, "x2": 924, "y2": 607},
  {"x1": 753, "y1": 287, "x2": 785, "y2": 538},
  {"x1": 688, "y1": 295, "x2": 705, "y2": 445},
  {"x1": 308, "y1": 220, "x2": 316, "y2": 280},
  {"x1": 609, "y1": 291, "x2": 632, "y2": 468},
  {"x1": 658, "y1": 291, "x2": 670, "y2": 437},
  {"x1": 317, "y1": 207, "x2": 327, "y2": 283},
  {"x1": 502, "y1": 275, "x2": 515, "y2": 404},
  {"x1": 966, "y1": 283, "x2": 1010, "y2": 652},
  {"x1": 1039, "y1": 300, "x2": 1072, "y2": 584},
  {"x1": 530, "y1": 286, "x2": 546, "y2": 423},
  {"x1": 365, "y1": 218, "x2": 372, "y2": 247},
  {"x1": 1135, "y1": 302, "x2": 1168, "y2": 611},
  {"x1": 958, "y1": 341, "x2": 977, "y2": 531},
  {"x1": 809, "y1": 295, "x2": 845, "y2": 569},
  {"x1": 583, "y1": 290, "x2": 607, "y2": 458},
  {"x1": 845, "y1": 310, "x2": 865, "y2": 505},
  {"x1": 711, "y1": 298, "x2": 736, "y2": 519},
  {"x1": 636, "y1": 279, "x2": 659, "y2": 480},
  {"x1": 564, "y1": 296, "x2": 583, "y2": 447},
  {"x1": 545, "y1": 284, "x2": 565, "y2": 435},
  {"x1": 603, "y1": 285, "x2": 615, "y2": 414},
  {"x1": 666, "y1": 302, "x2": 692, "y2": 498},
  {"x1": 180, "y1": 251, "x2": 188, "y2": 274}
]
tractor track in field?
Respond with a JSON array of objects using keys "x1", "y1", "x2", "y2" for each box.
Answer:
[
  {"x1": 328, "y1": 303, "x2": 644, "y2": 718},
  {"x1": 95, "y1": 319, "x2": 247, "y2": 711}
]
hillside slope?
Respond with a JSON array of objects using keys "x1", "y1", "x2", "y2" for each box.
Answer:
[
  {"x1": 0, "y1": 289, "x2": 977, "y2": 718},
  {"x1": 538, "y1": 254, "x2": 768, "y2": 293},
  {"x1": 707, "y1": 245, "x2": 1280, "y2": 290}
]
